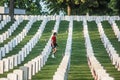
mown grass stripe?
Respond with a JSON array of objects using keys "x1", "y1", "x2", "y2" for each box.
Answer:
[
  {"x1": 0, "y1": 20, "x2": 28, "y2": 47},
  {"x1": 88, "y1": 21, "x2": 120, "y2": 80},
  {"x1": 0, "y1": 21, "x2": 14, "y2": 34},
  {"x1": 0, "y1": 20, "x2": 55, "y2": 78},
  {"x1": 68, "y1": 21, "x2": 93, "y2": 80},
  {"x1": 102, "y1": 21, "x2": 120, "y2": 55},
  {"x1": 32, "y1": 20, "x2": 69, "y2": 80}
]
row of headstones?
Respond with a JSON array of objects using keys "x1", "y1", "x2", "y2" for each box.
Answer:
[
  {"x1": 0, "y1": 15, "x2": 10, "y2": 20},
  {"x1": 0, "y1": 17, "x2": 37, "y2": 60},
  {"x1": 0, "y1": 16, "x2": 11, "y2": 30},
  {"x1": 83, "y1": 20, "x2": 114, "y2": 80},
  {"x1": 60, "y1": 15, "x2": 120, "y2": 22},
  {"x1": 22, "y1": 16, "x2": 61, "y2": 80},
  {"x1": 0, "y1": 16, "x2": 23, "y2": 43},
  {"x1": 0, "y1": 17, "x2": 49, "y2": 75},
  {"x1": 0, "y1": 16, "x2": 61, "y2": 80},
  {"x1": 96, "y1": 20, "x2": 120, "y2": 72},
  {"x1": 53, "y1": 17, "x2": 73, "y2": 80},
  {"x1": 108, "y1": 19, "x2": 120, "y2": 41},
  {"x1": 0, "y1": 41, "x2": 51, "y2": 80},
  {"x1": 14, "y1": 15, "x2": 120, "y2": 21},
  {"x1": 14, "y1": 15, "x2": 53, "y2": 21}
]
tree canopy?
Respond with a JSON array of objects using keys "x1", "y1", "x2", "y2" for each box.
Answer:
[
  {"x1": 0, "y1": 0, "x2": 120, "y2": 15},
  {"x1": 0, "y1": 0, "x2": 42, "y2": 14}
]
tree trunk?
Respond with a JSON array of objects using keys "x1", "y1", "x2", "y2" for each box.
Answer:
[
  {"x1": 9, "y1": 0, "x2": 14, "y2": 21},
  {"x1": 67, "y1": 4, "x2": 71, "y2": 16}
]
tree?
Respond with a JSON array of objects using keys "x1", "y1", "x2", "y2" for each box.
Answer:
[
  {"x1": 116, "y1": 0, "x2": 120, "y2": 15},
  {"x1": 46, "y1": 0, "x2": 88, "y2": 15},
  {"x1": 9, "y1": 0, "x2": 14, "y2": 21},
  {"x1": 0, "y1": 0, "x2": 42, "y2": 15},
  {"x1": 108, "y1": 0, "x2": 117, "y2": 15}
]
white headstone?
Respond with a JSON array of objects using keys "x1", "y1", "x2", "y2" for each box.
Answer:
[
  {"x1": 8, "y1": 42, "x2": 12, "y2": 51},
  {"x1": 28, "y1": 42, "x2": 32, "y2": 52},
  {"x1": 31, "y1": 40, "x2": 34, "y2": 49},
  {"x1": 20, "y1": 66, "x2": 29, "y2": 80},
  {"x1": 20, "y1": 34, "x2": 23, "y2": 41},
  {"x1": 0, "y1": 49, "x2": 2, "y2": 60},
  {"x1": 4, "y1": 44, "x2": 9, "y2": 54},
  {"x1": 5, "y1": 32, "x2": 8, "y2": 39},
  {"x1": 20, "y1": 51, "x2": 24, "y2": 61},
  {"x1": 0, "y1": 24, "x2": 1, "y2": 30},
  {"x1": 3, "y1": 58, "x2": 9, "y2": 72},
  {"x1": 14, "y1": 37, "x2": 18, "y2": 46},
  {"x1": 0, "y1": 60, "x2": 4, "y2": 74},
  {"x1": 27, "y1": 43, "x2": 32, "y2": 54},
  {"x1": 24, "y1": 45, "x2": 28, "y2": 57},
  {"x1": 37, "y1": 56, "x2": 41, "y2": 71},
  {"x1": 29, "y1": 61, "x2": 36, "y2": 76},
  {"x1": 7, "y1": 73, "x2": 18, "y2": 80},
  {"x1": 22, "y1": 47, "x2": 26, "y2": 58},
  {"x1": 24, "y1": 63, "x2": 33, "y2": 80},
  {"x1": 1, "y1": 47, "x2": 5, "y2": 57},
  {"x1": 12, "y1": 39, "x2": 15, "y2": 48},
  {"x1": 13, "y1": 69, "x2": 23, "y2": 80},
  {"x1": 8, "y1": 57, "x2": 14, "y2": 69},
  {"x1": 17, "y1": 53, "x2": 22, "y2": 65},
  {"x1": 18, "y1": 35, "x2": 21, "y2": 44},
  {"x1": 13, "y1": 55, "x2": 18, "y2": 66},
  {"x1": 8, "y1": 29, "x2": 11, "y2": 36},
  {"x1": 0, "y1": 78, "x2": 9, "y2": 80},
  {"x1": 3, "y1": 33, "x2": 6, "y2": 40},
  {"x1": 40, "y1": 55, "x2": 44, "y2": 68}
]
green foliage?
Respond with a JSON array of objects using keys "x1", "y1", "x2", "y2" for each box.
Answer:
[
  {"x1": 108, "y1": 0, "x2": 118, "y2": 15},
  {"x1": 46, "y1": 0, "x2": 88, "y2": 15},
  {"x1": 116, "y1": 0, "x2": 120, "y2": 15},
  {"x1": 0, "y1": 0, "x2": 120, "y2": 15},
  {"x1": 0, "y1": 0, "x2": 42, "y2": 14}
]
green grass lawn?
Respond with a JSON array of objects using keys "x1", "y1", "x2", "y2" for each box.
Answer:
[
  {"x1": 32, "y1": 20, "x2": 69, "y2": 80},
  {"x1": 0, "y1": 21, "x2": 14, "y2": 34},
  {"x1": 0, "y1": 20, "x2": 28, "y2": 47},
  {"x1": 3, "y1": 21, "x2": 42, "y2": 58},
  {"x1": 68, "y1": 21, "x2": 93, "y2": 80},
  {"x1": 0, "y1": 20, "x2": 55, "y2": 78},
  {"x1": 102, "y1": 21, "x2": 120, "y2": 55},
  {"x1": 1, "y1": 19, "x2": 120, "y2": 80},
  {"x1": 88, "y1": 21, "x2": 120, "y2": 80}
]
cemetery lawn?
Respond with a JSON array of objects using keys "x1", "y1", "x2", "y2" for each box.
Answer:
[
  {"x1": 68, "y1": 21, "x2": 93, "y2": 80},
  {"x1": 88, "y1": 21, "x2": 120, "y2": 80},
  {"x1": 3, "y1": 21, "x2": 42, "y2": 58},
  {"x1": 0, "y1": 20, "x2": 55, "y2": 78},
  {"x1": 1, "y1": 19, "x2": 120, "y2": 80},
  {"x1": 102, "y1": 21, "x2": 120, "y2": 55},
  {"x1": 0, "y1": 20, "x2": 28, "y2": 46},
  {"x1": 32, "y1": 21, "x2": 69, "y2": 80},
  {"x1": 0, "y1": 21, "x2": 14, "y2": 34}
]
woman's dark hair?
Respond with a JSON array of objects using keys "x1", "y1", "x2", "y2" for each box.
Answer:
[{"x1": 53, "y1": 32, "x2": 57, "y2": 35}]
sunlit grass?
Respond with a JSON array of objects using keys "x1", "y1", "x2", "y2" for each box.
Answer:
[
  {"x1": 0, "y1": 20, "x2": 28, "y2": 47},
  {"x1": 102, "y1": 21, "x2": 120, "y2": 55},
  {"x1": 0, "y1": 21, "x2": 14, "y2": 34},
  {"x1": 1, "y1": 20, "x2": 120, "y2": 80},
  {"x1": 32, "y1": 21, "x2": 69, "y2": 80},
  {"x1": 0, "y1": 20, "x2": 55, "y2": 78},
  {"x1": 68, "y1": 21, "x2": 93, "y2": 80},
  {"x1": 88, "y1": 21, "x2": 120, "y2": 80}
]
